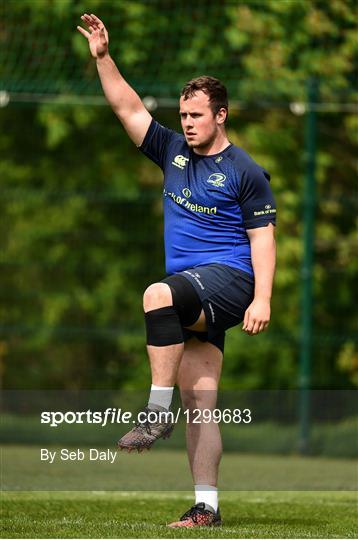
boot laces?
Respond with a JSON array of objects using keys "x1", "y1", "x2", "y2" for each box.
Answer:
[
  {"x1": 180, "y1": 503, "x2": 208, "y2": 523},
  {"x1": 134, "y1": 407, "x2": 153, "y2": 435}
]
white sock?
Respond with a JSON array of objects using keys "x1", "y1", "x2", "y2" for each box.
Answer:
[
  {"x1": 195, "y1": 484, "x2": 218, "y2": 512},
  {"x1": 148, "y1": 384, "x2": 174, "y2": 410}
]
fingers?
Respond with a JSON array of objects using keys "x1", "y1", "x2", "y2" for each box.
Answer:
[
  {"x1": 258, "y1": 321, "x2": 268, "y2": 333},
  {"x1": 251, "y1": 321, "x2": 261, "y2": 335},
  {"x1": 90, "y1": 13, "x2": 105, "y2": 26},
  {"x1": 242, "y1": 309, "x2": 249, "y2": 332},
  {"x1": 245, "y1": 323, "x2": 260, "y2": 336},
  {"x1": 81, "y1": 13, "x2": 102, "y2": 30},
  {"x1": 242, "y1": 311, "x2": 269, "y2": 336},
  {"x1": 77, "y1": 25, "x2": 90, "y2": 39},
  {"x1": 245, "y1": 319, "x2": 259, "y2": 336},
  {"x1": 242, "y1": 310, "x2": 255, "y2": 334}
]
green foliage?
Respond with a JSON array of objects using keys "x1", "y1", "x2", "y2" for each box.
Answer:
[
  {"x1": 2, "y1": 1, "x2": 357, "y2": 99},
  {"x1": 0, "y1": 1, "x2": 356, "y2": 390}
]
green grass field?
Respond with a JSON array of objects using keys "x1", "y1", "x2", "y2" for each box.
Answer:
[
  {"x1": 2, "y1": 445, "x2": 357, "y2": 491},
  {"x1": 1, "y1": 447, "x2": 357, "y2": 538},
  {"x1": 2, "y1": 490, "x2": 357, "y2": 538}
]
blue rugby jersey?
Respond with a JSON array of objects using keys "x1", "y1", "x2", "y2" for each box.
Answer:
[{"x1": 139, "y1": 119, "x2": 276, "y2": 276}]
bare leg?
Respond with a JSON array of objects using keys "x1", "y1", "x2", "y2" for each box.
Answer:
[
  {"x1": 118, "y1": 281, "x2": 195, "y2": 451},
  {"x1": 143, "y1": 282, "x2": 184, "y2": 386},
  {"x1": 177, "y1": 338, "x2": 223, "y2": 486}
]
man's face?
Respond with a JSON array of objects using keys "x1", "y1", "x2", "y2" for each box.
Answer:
[{"x1": 179, "y1": 91, "x2": 222, "y2": 150}]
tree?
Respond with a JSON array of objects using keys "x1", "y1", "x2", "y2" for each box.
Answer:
[{"x1": 0, "y1": 0, "x2": 356, "y2": 389}]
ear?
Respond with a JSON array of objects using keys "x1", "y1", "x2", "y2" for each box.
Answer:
[{"x1": 216, "y1": 107, "x2": 227, "y2": 125}]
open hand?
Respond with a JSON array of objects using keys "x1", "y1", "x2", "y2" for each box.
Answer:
[
  {"x1": 242, "y1": 298, "x2": 270, "y2": 336},
  {"x1": 77, "y1": 13, "x2": 109, "y2": 59}
]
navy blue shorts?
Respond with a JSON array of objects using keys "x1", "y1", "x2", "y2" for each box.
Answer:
[{"x1": 174, "y1": 263, "x2": 254, "y2": 352}]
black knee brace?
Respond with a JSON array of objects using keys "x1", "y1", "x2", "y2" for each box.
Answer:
[
  {"x1": 145, "y1": 306, "x2": 183, "y2": 346},
  {"x1": 161, "y1": 274, "x2": 202, "y2": 327},
  {"x1": 144, "y1": 275, "x2": 202, "y2": 347}
]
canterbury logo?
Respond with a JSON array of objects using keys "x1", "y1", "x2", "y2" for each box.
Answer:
[
  {"x1": 172, "y1": 155, "x2": 189, "y2": 170},
  {"x1": 207, "y1": 173, "x2": 226, "y2": 187}
]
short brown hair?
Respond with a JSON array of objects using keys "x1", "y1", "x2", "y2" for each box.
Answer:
[{"x1": 181, "y1": 76, "x2": 228, "y2": 120}]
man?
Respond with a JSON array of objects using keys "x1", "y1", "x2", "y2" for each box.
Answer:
[{"x1": 78, "y1": 13, "x2": 276, "y2": 528}]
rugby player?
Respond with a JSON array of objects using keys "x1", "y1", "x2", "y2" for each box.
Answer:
[{"x1": 78, "y1": 13, "x2": 276, "y2": 528}]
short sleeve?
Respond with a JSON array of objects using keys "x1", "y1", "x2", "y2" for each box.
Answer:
[
  {"x1": 139, "y1": 119, "x2": 176, "y2": 170},
  {"x1": 239, "y1": 166, "x2": 277, "y2": 229}
]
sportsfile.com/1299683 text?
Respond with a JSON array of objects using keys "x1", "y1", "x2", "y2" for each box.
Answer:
[{"x1": 40, "y1": 408, "x2": 252, "y2": 427}]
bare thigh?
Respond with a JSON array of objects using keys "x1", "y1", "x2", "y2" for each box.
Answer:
[{"x1": 185, "y1": 309, "x2": 207, "y2": 333}]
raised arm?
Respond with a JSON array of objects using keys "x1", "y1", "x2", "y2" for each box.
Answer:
[
  {"x1": 77, "y1": 13, "x2": 152, "y2": 146},
  {"x1": 243, "y1": 223, "x2": 276, "y2": 336}
]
